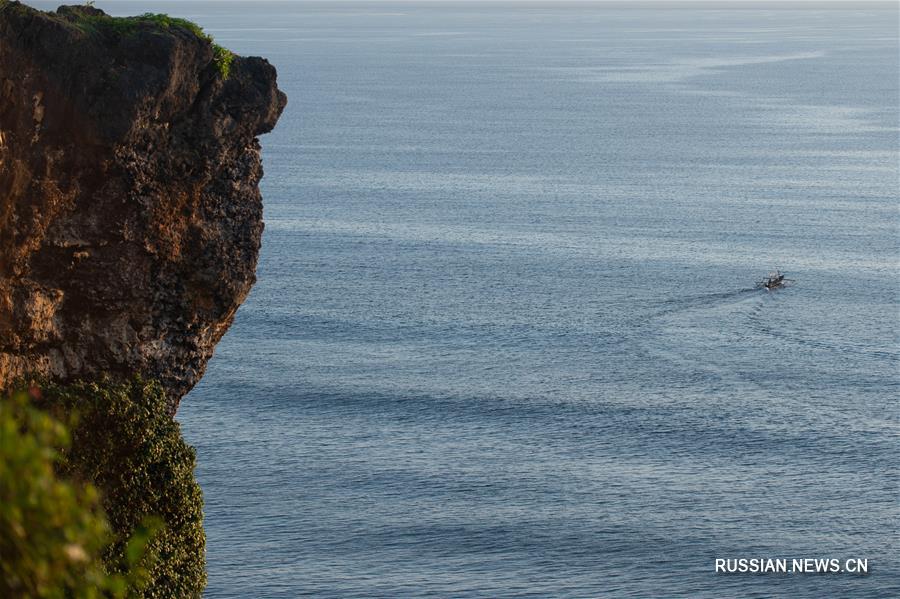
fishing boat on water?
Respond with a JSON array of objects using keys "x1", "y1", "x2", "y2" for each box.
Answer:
[{"x1": 757, "y1": 270, "x2": 792, "y2": 290}]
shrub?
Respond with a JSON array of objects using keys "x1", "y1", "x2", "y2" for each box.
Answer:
[
  {"x1": 0, "y1": 389, "x2": 155, "y2": 598},
  {"x1": 34, "y1": 378, "x2": 207, "y2": 598}
]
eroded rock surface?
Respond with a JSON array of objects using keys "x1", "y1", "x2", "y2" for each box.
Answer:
[{"x1": 0, "y1": 3, "x2": 286, "y2": 410}]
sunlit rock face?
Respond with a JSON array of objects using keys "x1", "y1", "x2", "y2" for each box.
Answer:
[{"x1": 0, "y1": 3, "x2": 286, "y2": 411}]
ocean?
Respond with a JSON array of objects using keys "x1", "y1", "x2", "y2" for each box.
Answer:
[{"x1": 45, "y1": 1, "x2": 900, "y2": 596}]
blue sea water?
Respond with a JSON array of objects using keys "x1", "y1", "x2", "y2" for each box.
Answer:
[{"x1": 54, "y1": 1, "x2": 900, "y2": 596}]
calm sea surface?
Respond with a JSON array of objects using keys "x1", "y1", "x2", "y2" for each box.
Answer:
[{"x1": 55, "y1": 1, "x2": 900, "y2": 596}]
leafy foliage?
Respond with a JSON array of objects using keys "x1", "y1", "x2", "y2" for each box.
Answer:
[
  {"x1": 36, "y1": 378, "x2": 207, "y2": 598},
  {"x1": 212, "y1": 44, "x2": 235, "y2": 80},
  {"x1": 2, "y1": 378, "x2": 206, "y2": 597},
  {"x1": 0, "y1": 389, "x2": 155, "y2": 598}
]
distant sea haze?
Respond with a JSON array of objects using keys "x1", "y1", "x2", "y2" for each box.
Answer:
[{"x1": 43, "y1": 0, "x2": 898, "y2": 597}]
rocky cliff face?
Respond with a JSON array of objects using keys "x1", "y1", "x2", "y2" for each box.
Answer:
[{"x1": 0, "y1": 3, "x2": 286, "y2": 411}]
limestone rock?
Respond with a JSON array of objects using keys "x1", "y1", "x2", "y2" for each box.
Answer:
[{"x1": 0, "y1": 3, "x2": 286, "y2": 411}]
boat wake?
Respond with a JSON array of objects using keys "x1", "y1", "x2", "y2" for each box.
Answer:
[
  {"x1": 649, "y1": 287, "x2": 759, "y2": 321},
  {"x1": 745, "y1": 302, "x2": 896, "y2": 363}
]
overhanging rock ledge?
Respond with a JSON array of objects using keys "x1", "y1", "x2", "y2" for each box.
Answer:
[{"x1": 0, "y1": 3, "x2": 287, "y2": 411}]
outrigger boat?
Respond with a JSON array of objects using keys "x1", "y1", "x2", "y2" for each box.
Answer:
[{"x1": 756, "y1": 270, "x2": 792, "y2": 290}]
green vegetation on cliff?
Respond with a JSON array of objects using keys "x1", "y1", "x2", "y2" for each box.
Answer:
[
  {"x1": 0, "y1": 389, "x2": 156, "y2": 598},
  {"x1": 43, "y1": 4, "x2": 235, "y2": 78},
  {"x1": 1, "y1": 379, "x2": 206, "y2": 598}
]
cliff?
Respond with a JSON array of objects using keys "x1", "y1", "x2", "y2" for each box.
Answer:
[{"x1": 0, "y1": 3, "x2": 286, "y2": 411}]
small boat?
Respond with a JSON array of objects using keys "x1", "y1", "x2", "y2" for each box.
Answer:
[{"x1": 757, "y1": 270, "x2": 792, "y2": 290}]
